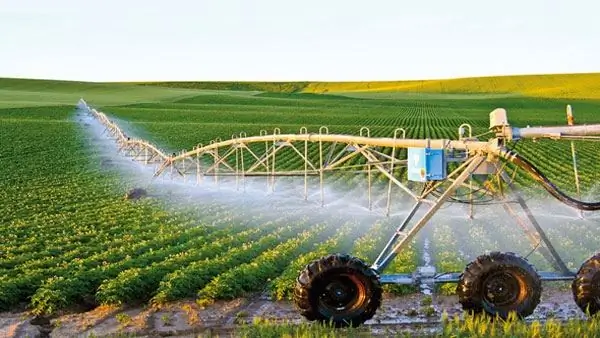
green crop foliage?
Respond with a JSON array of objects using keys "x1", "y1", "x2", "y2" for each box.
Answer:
[
  {"x1": 237, "y1": 313, "x2": 600, "y2": 337},
  {"x1": 3, "y1": 76, "x2": 600, "y2": 336}
]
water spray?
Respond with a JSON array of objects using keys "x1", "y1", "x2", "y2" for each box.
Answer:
[
  {"x1": 567, "y1": 104, "x2": 584, "y2": 219},
  {"x1": 77, "y1": 98, "x2": 600, "y2": 327}
]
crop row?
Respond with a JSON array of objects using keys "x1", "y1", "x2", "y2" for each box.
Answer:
[
  {"x1": 269, "y1": 220, "x2": 372, "y2": 300},
  {"x1": 4, "y1": 94, "x2": 600, "y2": 316}
]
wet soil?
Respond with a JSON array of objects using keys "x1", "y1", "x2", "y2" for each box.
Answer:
[{"x1": 0, "y1": 286, "x2": 586, "y2": 337}]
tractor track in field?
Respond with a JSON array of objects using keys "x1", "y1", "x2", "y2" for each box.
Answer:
[{"x1": 0, "y1": 287, "x2": 587, "y2": 337}]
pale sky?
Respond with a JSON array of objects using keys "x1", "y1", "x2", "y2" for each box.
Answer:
[{"x1": 1, "y1": 0, "x2": 599, "y2": 82}]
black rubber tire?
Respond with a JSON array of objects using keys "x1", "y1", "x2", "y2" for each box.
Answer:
[
  {"x1": 456, "y1": 251, "x2": 542, "y2": 319},
  {"x1": 572, "y1": 253, "x2": 600, "y2": 316},
  {"x1": 294, "y1": 253, "x2": 382, "y2": 327}
]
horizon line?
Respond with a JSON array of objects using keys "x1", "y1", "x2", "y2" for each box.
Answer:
[{"x1": 2, "y1": 71, "x2": 599, "y2": 84}]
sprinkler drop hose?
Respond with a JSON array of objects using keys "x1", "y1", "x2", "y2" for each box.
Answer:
[{"x1": 499, "y1": 149, "x2": 600, "y2": 211}]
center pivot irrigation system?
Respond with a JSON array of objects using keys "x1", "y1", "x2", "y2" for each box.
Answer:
[{"x1": 79, "y1": 99, "x2": 600, "y2": 327}]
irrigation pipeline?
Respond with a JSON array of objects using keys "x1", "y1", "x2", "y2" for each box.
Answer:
[
  {"x1": 80, "y1": 100, "x2": 169, "y2": 162},
  {"x1": 80, "y1": 99, "x2": 600, "y2": 211},
  {"x1": 500, "y1": 149, "x2": 600, "y2": 211}
]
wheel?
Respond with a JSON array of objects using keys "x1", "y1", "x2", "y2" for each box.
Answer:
[
  {"x1": 457, "y1": 251, "x2": 541, "y2": 319},
  {"x1": 294, "y1": 253, "x2": 382, "y2": 327},
  {"x1": 572, "y1": 253, "x2": 600, "y2": 316}
]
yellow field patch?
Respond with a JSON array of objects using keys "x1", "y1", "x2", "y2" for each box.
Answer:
[{"x1": 303, "y1": 73, "x2": 600, "y2": 99}]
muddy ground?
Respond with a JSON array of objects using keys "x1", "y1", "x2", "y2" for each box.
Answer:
[{"x1": 0, "y1": 284, "x2": 587, "y2": 338}]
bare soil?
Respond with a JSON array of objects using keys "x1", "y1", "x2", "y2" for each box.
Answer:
[{"x1": 0, "y1": 286, "x2": 586, "y2": 338}]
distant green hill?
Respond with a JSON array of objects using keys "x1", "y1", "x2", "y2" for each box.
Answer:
[
  {"x1": 2, "y1": 72, "x2": 600, "y2": 109},
  {"x1": 133, "y1": 81, "x2": 310, "y2": 93},
  {"x1": 0, "y1": 78, "x2": 201, "y2": 108}
]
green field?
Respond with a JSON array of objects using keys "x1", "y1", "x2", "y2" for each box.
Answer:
[{"x1": 2, "y1": 76, "x2": 600, "y2": 336}]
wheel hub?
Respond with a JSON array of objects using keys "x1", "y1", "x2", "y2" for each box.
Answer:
[
  {"x1": 317, "y1": 274, "x2": 367, "y2": 315},
  {"x1": 483, "y1": 271, "x2": 521, "y2": 307},
  {"x1": 322, "y1": 277, "x2": 357, "y2": 309}
]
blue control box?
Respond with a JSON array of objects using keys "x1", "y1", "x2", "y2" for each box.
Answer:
[{"x1": 407, "y1": 148, "x2": 447, "y2": 182}]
